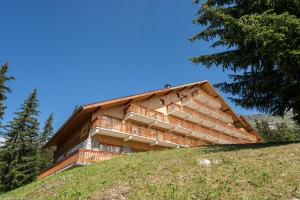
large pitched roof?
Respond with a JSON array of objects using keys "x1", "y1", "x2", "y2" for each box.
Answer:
[{"x1": 46, "y1": 80, "x2": 261, "y2": 147}]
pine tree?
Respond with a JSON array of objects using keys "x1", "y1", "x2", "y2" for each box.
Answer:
[
  {"x1": 0, "y1": 89, "x2": 40, "y2": 192},
  {"x1": 39, "y1": 114, "x2": 53, "y2": 147},
  {"x1": 0, "y1": 63, "x2": 14, "y2": 130},
  {"x1": 255, "y1": 119, "x2": 300, "y2": 142},
  {"x1": 191, "y1": 0, "x2": 300, "y2": 123},
  {"x1": 38, "y1": 114, "x2": 55, "y2": 172}
]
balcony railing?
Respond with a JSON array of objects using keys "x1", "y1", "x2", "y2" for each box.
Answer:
[
  {"x1": 125, "y1": 104, "x2": 174, "y2": 129},
  {"x1": 168, "y1": 116, "x2": 244, "y2": 144},
  {"x1": 167, "y1": 103, "x2": 257, "y2": 142},
  {"x1": 90, "y1": 117, "x2": 205, "y2": 148},
  {"x1": 125, "y1": 104, "x2": 245, "y2": 144},
  {"x1": 182, "y1": 97, "x2": 233, "y2": 124},
  {"x1": 191, "y1": 90, "x2": 221, "y2": 108},
  {"x1": 126, "y1": 104, "x2": 168, "y2": 121},
  {"x1": 37, "y1": 149, "x2": 122, "y2": 179}
]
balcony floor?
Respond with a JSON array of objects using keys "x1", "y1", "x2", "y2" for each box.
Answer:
[
  {"x1": 125, "y1": 112, "x2": 175, "y2": 130},
  {"x1": 91, "y1": 127, "x2": 181, "y2": 148},
  {"x1": 167, "y1": 109, "x2": 190, "y2": 119}
]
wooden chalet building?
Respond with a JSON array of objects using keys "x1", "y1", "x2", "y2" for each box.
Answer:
[{"x1": 38, "y1": 81, "x2": 262, "y2": 179}]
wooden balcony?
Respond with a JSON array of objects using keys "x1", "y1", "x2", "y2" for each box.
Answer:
[
  {"x1": 167, "y1": 103, "x2": 257, "y2": 142},
  {"x1": 191, "y1": 90, "x2": 221, "y2": 108},
  {"x1": 124, "y1": 104, "x2": 238, "y2": 144},
  {"x1": 125, "y1": 104, "x2": 175, "y2": 129},
  {"x1": 90, "y1": 117, "x2": 205, "y2": 148},
  {"x1": 37, "y1": 149, "x2": 122, "y2": 179},
  {"x1": 167, "y1": 103, "x2": 190, "y2": 119},
  {"x1": 169, "y1": 116, "x2": 245, "y2": 144},
  {"x1": 122, "y1": 104, "x2": 250, "y2": 144},
  {"x1": 168, "y1": 116, "x2": 195, "y2": 135},
  {"x1": 182, "y1": 97, "x2": 233, "y2": 124}
]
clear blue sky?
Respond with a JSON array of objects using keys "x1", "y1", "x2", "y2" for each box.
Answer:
[{"x1": 0, "y1": 0, "x2": 258, "y2": 132}]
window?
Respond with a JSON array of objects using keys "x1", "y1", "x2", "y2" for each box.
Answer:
[
  {"x1": 192, "y1": 90, "x2": 198, "y2": 97},
  {"x1": 160, "y1": 99, "x2": 165, "y2": 105},
  {"x1": 99, "y1": 144, "x2": 121, "y2": 153},
  {"x1": 91, "y1": 141, "x2": 100, "y2": 150},
  {"x1": 111, "y1": 146, "x2": 121, "y2": 153},
  {"x1": 90, "y1": 142, "x2": 134, "y2": 154},
  {"x1": 99, "y1": 144, "x2": 109, "y2": 151},
  {"x1": 176, "y1": 93, "x2": 180, "y2": 98},
  {"x1": 122, "y1": 146, "x2": 134, "y2": 153}
]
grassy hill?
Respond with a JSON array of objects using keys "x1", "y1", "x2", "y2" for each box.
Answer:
[{"x1": 1, "y1": 142, "x2": 300, "y2": 200}]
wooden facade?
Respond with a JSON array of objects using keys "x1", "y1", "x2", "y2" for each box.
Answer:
[{"x1": 38, "y1": 81, "x2": 262, "y2": 179}]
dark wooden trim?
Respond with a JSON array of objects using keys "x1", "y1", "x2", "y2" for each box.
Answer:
[
  {"x1": 163, "y1": 90, "x2": 173, "y2": 96},
  {"x1": 221, "y1": 108, "x2": 230, "y2": 112},
  {"x1": 94, "y1": 106, "x2": 102, "y2": 113},
  {"x1": 178, "y1": 86, "x2": 187, "y2": 92},
  {"x1": 190, "y1": 84, "x2": 199, "y2": 89},
  {"x1": 123, "y1": 99, "x2": 133, "y2": 107},
  {"x1": 146, "y1": 94, "x2": 156, "y2": 100}
]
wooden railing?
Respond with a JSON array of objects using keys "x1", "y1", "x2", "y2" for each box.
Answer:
[
  {"x1": 167, "y1": 103, "x2": 256, "y2": 142},
  {"x1": 37, "y1": 149, "x2": 121, "y2": 179},
  {"x1": 77, "y1": 149, "x2": 122, "y2": 163},
  {"x1": 168, "y1": 116, "x2": 244, "y2": 144},
  {"x1": 192, "y1": 90, "x2": 221, "y2": 108},
  {"x1": 182, "y1": 96, "x2": 233, "y2": 123},
  {"x1": 91, "y1": 117, "x2": 206, "y2": 147},
  {"x1": 125, "y1": 104, "x2": 245, "y2": 144},
  {"x1": 126, "y1": 104, "x2": 169, "y2": 122},
  {"x1": 167, "y1": 103, "x2": 181, "y2": 112}
]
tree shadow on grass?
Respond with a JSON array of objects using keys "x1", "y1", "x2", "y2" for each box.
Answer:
[{"x1": 194, "y1": 141, "x2": 300, "y2": 154}]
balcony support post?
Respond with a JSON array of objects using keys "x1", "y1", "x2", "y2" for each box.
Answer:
[
  {"x1": 124, "y1": 135, "x2": 133, "y2": 142},
  {"x1": 170, "y1": 126, "x2": 179, "y2": 132},
  {"x1": 149, "y1": 120, "x2": 158, "y2": 127},
  {"x1": 89, "y1": 128, "x2": 99, "y2": 137},
  {"x1": 150, "y1": 140, "x2": 159, "y2": 146}
]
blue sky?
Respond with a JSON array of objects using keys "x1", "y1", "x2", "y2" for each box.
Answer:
[{"x1": 0, "y1": 0, "x2": 258, "y2": 132}]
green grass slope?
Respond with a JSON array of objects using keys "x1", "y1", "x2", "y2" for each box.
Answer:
[{"x1": 1, "y1": 142, "x2": 300, "y2": 200}]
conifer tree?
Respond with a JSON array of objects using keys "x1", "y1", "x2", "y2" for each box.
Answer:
[
  {"x1": 38, "y1": 114, "x2": 55, "y2": 172},
  {"x1": 191, "y1": 0, "x2": 300, "y2": 123},
  {"x1": 0, "y1": 89, "x2": 40, "y2": 192},
  {"x1": 0, "y1": 63, "x2": 14, "y2": 130},
  {"x1": 39, "y1": 114, "x2": 54, "y2": 146},
  {"x1": 255, "y1": 120, "x2": 300, "y2": 142}
]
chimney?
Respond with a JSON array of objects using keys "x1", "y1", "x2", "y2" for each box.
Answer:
[{"x1": 164, "y1": 84, "x2": 172, "y2": 88}]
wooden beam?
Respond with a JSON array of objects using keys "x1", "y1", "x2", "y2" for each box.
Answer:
[
  {"x1": 178, "y1": 86, "x2": 187, "y2": 92},
  {"x1": 146, "y1": 94, "x2": 156, "y2": 100},
  {"x1": 233, "y1": 121, "x2": 243, "y2": 127},
  {"x1": 190, "y1": 84, "x2": 199, "y2": 89},
  {"x1": 123, "y1": 99, "x2": 133, "y2": 107},
  {"x1": 163, "y1": 90, "x2": 173, "y2": 96},
  {"x1": 94, "y1": 106, "x2": 102, "y2": 113},
  {"x1": 221, "y1": 108, "x2": 230, "y2": 112}
]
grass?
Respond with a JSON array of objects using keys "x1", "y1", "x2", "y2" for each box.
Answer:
[{"x1": 1, "y1": 142, "x2": 300, "y2": 200}]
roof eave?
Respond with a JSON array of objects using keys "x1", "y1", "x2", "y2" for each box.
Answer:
[{"x1": 44, "y1": 106, "x2": 84, "y2": 148}]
